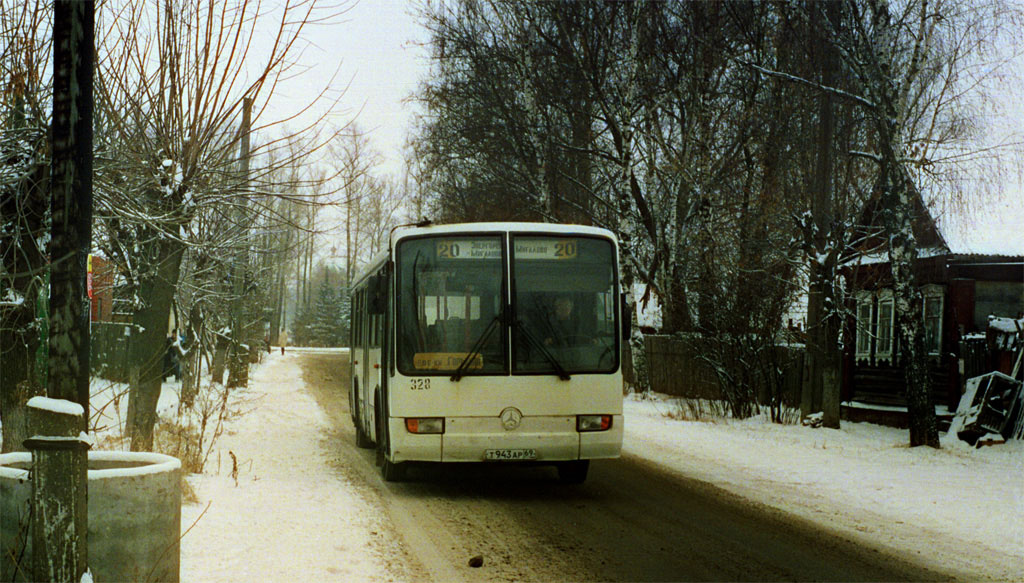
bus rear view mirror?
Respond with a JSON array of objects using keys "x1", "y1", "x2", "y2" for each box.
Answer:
[{"x1": 369, "y1": 274, "x2": 387, "y2": 314}]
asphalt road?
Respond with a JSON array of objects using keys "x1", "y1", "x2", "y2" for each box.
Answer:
[{"x1": 300, "y1": 349, "x2": 962, "y2": 582}]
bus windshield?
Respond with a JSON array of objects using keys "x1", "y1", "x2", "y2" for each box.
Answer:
[
  {"x1": 396, "y1": 236, "x2": 506, "y2": 375},
  {"x1": 395, "y1": 233, "x2": 618, "y2": 376},
  {"x1": 512, "y1": 236, "x2": 618, "y2": 374}
]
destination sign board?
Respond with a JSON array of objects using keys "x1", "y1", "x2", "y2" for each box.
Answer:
[
  {"x1": 514, "y1": 239, "x2": 578, "y2": 260},
  {"x1": 434, "y1": 238, "x2": 580, "y2": 260},
  {"x1": 436, "y1": 240, "x2": 501, "y2": 260}
]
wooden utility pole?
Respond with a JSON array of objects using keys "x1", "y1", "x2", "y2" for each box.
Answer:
[
  {"x1": 48, "y1": 0, "x2": 93, "y2": 419},
  {"x1": 802, "y1": 1, "x2": 842, "y2": 428},
  {"x1": 31, "y1": 1, "x2": 94, "y2": 580}
]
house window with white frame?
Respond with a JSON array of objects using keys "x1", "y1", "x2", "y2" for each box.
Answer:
[
  {"x1": 922, "y1": 285, "x2": 944, "y2": 355},
  {"x1": 876, "y1": 290, "x2": 895, "y2": 361},
  {"x1": 855, "y1": 292, "x2": 874, "y2": 360}
]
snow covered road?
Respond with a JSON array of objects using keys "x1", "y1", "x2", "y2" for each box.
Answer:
[{"x1": 179, "y1": 348, "x2": 1022, "y2": 582}]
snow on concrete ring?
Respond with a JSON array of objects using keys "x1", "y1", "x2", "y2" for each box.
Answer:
[
  {"x1": 0, "y1": 450, "x2": 181, "y2": 479},
  {"x1": 86, "y1": 450, "x2": 182, "y2": 478},
  {"x1": 0, "y1": 452, "x2": 30, "y2": 480}
]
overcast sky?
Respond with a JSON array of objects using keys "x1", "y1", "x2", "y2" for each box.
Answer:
[{"x1": 262, "y1": 0, "x2": 430, "y2": 177}]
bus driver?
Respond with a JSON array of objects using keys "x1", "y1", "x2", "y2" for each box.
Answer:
[{"x1": 544, "y1": 296, "x2": 581, "y2": 347}]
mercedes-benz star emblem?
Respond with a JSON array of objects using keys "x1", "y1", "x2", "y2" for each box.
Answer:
[{"x1": 500, "y1": 407, "x2": 523, "y2": 431}]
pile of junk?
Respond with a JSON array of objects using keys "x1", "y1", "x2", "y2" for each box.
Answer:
[{"x1": 949, "y1": 316, "x2": 1024, "y2": 447}]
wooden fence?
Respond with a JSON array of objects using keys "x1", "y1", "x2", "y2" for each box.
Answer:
[
  {"x1": 90, "y1": 322, "x2": 137, "y2": 383},
  {"x1": 642, "y1": 334, "x2": 805, "y2": 408}
]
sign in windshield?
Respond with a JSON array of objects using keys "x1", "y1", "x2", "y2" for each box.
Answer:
[
  {"x1": 514, "y1": 239, "x2": 579, "y2": 260},
  {"x1": 433, "y1": 239, "x2": 582, "y2": 261},
  {"x1": 435, "y1": 239, "x2": 501, "y2": 260}
]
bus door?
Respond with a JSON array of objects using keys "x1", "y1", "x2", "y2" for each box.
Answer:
[{"x1": 368, "y1": 270, "x2": 389, "y2": 435}]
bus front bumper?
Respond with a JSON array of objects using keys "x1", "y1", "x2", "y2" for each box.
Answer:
[{"x1": 388, "y1": 415, "x2": 623, "y2": 463}]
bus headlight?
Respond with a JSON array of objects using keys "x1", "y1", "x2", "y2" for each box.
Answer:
[
  {"x1": 577, "y1": 415, "x2": 612, "y2": 432},
  {"x1": 405, "y1": 418, "x2": 445, "y2": 434}
]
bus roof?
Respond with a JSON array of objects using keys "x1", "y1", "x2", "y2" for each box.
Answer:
[
  {"x1": 391, "y1": 222, "x2": 617, "y2": 246},
  {"x1": 351, "y1": 222, "x2": 618, "y2": 288}
]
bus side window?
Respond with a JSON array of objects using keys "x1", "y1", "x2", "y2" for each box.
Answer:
[
  {"x1": 352, "y1": 291, "x2": 359, "y2": 351},
  {"x1": 364, "y1": 293, "x2": 370, "y2": 348},
  {"x1": 350, "y1": 293, "x2": 358, "y2": 349},
  {"x1": 356, "y1": 290, "x2": 365, "y2": 350}
]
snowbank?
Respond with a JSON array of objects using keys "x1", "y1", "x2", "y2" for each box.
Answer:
[{"x1": 624, "y1": 393, "x2": 1024, "y2": 580}]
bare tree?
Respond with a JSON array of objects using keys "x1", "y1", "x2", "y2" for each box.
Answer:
[
  {"x1": 748, "y1": 0, "x2": 1023, "y2": 444},
  {"x1": 331, "y1": 127, "x2": 378, "y2": 284},
  {"x1": 831, "y1": 0, "x2": 1021, "y2": 446},
  {"x1": 360, "y1": 177, "x2": 408, "y2": 259},
  {"x1": 412, "y1": 1, "x2": 810, "y2": 400},
  {"x1": 255, "y1": 134, "x2": 328, "y2": 349},
  {"x1": 325, "y1": 126, "x2": 410, "y2": 285},
  {"x1": 0, "y1": 0, "x2": 53, "y2": 452},
  {"x1": 93, "y1": 0, "x2": 353, "y2": 450},
  {"x1": 413, "y1": 0, "x2": 602, "y2": 224}
]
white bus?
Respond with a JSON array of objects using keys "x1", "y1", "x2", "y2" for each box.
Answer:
[{"x1": 349, "y1": 222, "x2": 625, "y2": 483}]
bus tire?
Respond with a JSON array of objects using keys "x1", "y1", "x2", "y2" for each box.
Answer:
[
  {"x1": 557, "y1": 460, "x2": 589, "y2": 484},
  {"x1": 375, "y1": 396, "x2": 407, "y2": 482},
  {"x1": 380, "y1": 457, "x2": 407, "y2": 482},
  {"x1": 355, "y1": 417, "x2": 374, "y2": 449},
  {"x1": 353, "y1": 382, "x2": 374, "y2": 449}
]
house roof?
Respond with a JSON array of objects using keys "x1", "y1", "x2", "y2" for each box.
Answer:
[
  {"x1": 852, "y1": 182, "x2": 946, "y2": 253},
  {"x1": 849, "y1": 179, "x2": 1024, "y2": 263}
]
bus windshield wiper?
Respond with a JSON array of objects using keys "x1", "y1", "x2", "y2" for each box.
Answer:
[
  {"x1": 450, "y1": 315, "x2": 501, "y2": 382},
  {"x1": 514, "y1": 319, "x2": 571, "y2": 381}
]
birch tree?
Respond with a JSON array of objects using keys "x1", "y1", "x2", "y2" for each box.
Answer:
[{"x1": 790, "y1": 0, "x2": 1022, "y2": 446}]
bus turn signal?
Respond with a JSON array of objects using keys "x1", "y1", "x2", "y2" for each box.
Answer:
[{"x1": 405, "y1": 418, "x2": 445, "y2": 434}]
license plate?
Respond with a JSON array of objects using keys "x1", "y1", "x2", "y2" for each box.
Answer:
[{"x1": 485, "y1": 448, "x2": 537, "y2": 461}]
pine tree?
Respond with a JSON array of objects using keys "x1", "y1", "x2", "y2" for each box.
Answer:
[
  {"x1": 335, "y1": 286, "x2": 351, "y2": 347},
  {"x1": 293, "y1": 282, "x2": 350, "y2": 347}
]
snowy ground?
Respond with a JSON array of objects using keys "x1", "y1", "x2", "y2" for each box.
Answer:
[
  {"x1": 27, "y1": 348, "x2": 1021, "y2": 581},
  {"x1": 173, "y1": 351, "x2": 399, "y2": 582},
  {"x1": 625, "y1": 395, "x2": 1024, "y2": 581}
]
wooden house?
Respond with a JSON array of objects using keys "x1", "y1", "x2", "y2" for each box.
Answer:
[
  {"x1": 88, "y1": 254, "x2": 132, "y2": 324},
  {"x1": 839, "y1": 192, "x2": 1024, "y2": 427},
  {"x1": 88, "y1": 254, "x2": 114, "y2": 322}
]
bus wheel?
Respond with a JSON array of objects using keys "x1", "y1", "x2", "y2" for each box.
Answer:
[
  {"x1": 354, "y1": 384, "x2": 374, "y2": 449},
  {"x1": 375, "y1": 398, "x2": 407, "y2": 482},
  {"x1": 380, "y1": 457, "x2": 407, "y2": 482},
  {"x1": 355, "y1": 418, "x2": 374, "y2": 449},
  {"x1": 557, "y1": 460, "x2": 590, "y2": 484}
]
